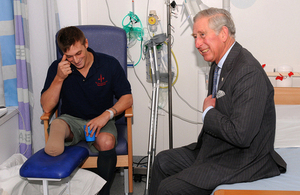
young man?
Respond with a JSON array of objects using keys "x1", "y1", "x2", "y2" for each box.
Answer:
[
  {"x1": 149, "y1": 8, "x2": 286, "y2": 195},
  {"x1": 41, "y1": 26, "x2": 133, "y2": 195}
]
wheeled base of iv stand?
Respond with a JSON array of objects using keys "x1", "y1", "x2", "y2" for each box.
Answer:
[{"x1": 144, "y1": 33, "x2": 167, "y2": 195}]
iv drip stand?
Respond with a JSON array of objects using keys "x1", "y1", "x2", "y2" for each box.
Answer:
[{"x1": 167, "y1": 0, "x2": 173, "y2": 150}]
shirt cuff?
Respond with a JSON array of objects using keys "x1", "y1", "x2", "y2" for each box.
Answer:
[{"x1": 202, "y1": 106, "x2": 213, "y2": 123}]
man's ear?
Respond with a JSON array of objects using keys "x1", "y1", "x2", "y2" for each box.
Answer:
[
  {"x1": 85, "y1": 38, "x2": 89, "y2": 48},
  {"x1": 220, "y1": 26, "x2": 229, "y2": 42}
]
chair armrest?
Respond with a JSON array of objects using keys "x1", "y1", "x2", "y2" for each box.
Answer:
[
  {"x1": 124, "y1": 105, "x2": 133, "y2": 192},
  {"x1": 40, "y1": 111, "x2": 54, "y2": 121},
  {"x1": 40, "y1": 110, "x2": 57, "y2": 144},
  {"x1": 125, "y1": 106, "x2": 133, "y2": 118}
]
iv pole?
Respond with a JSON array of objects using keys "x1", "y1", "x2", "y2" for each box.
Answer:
[{"x1": 167, "y1": 1, "x2": 173, "y2": 150}]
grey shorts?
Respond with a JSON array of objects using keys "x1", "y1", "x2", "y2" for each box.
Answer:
[{"x1": 48, "y1": 114, "x2": 117, "y2": 153}]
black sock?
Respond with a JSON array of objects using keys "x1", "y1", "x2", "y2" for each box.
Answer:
[{"x1": 97, "y1": 148, "x2": 117, "y2": 195}]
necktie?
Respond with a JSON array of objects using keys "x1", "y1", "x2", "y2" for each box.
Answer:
[{"x1": 212, "y1": 66, "x2": 220, "y2": 98}]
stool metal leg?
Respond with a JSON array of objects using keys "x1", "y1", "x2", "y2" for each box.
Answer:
[
  {"x1": 66, "y1": 181, "x2": 70, "y2": 195},
  {"x1": 28, "y1": 178, "x2": 61, "y2": 195},
  {"x1": 42, "y1": 180, "x2": 49, "y2": 195}
]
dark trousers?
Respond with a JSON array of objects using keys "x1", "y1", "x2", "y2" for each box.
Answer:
[{"x1": 149, "y1": 146, "x2": 212, "y2": 195}]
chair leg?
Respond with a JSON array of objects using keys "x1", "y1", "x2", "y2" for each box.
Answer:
[
  {"x1": 124, "y1": 168, "x2": 129, "y2": 195},
  {"x1": 128, "y1": 164, "x2": 133, "y2": 193}
]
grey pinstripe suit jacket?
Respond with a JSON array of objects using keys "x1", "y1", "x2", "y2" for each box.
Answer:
[{"x1": 178, "y1": 42, "x2": 286, "y2": 190}]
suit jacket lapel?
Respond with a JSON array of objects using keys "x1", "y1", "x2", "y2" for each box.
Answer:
[{"x1": 218, "y1": 42, "x2": 242, "y2": 90}]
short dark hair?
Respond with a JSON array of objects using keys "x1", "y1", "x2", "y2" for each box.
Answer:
[{"x1": 57, "y1": 26, "x2": 86, "y2": 53}]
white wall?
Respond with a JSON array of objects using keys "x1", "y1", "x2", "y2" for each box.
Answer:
[{"x1": 28, "y1": 0, "x2": 300, "y2": 156}]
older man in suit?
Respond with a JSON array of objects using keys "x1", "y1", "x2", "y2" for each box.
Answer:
[{"x1": 149, "y1": 8, "x2": 286, "y2": 195}]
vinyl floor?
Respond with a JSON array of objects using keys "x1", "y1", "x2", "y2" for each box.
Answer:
[
  {"x1": 110, "y1": 169, "x2": 146, "y2": 195},
  {"x1": 87, "y1": 168, "x2": 147, "y2": 195}
]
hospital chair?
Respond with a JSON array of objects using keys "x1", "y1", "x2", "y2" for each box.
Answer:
[{"x1": 40, "y1": 25, "x2": 133, "y2": 194}]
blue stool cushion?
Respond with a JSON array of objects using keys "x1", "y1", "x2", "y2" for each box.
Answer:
[{"x1": 19, "y1": 146, "x2": 89, "y2": 179}]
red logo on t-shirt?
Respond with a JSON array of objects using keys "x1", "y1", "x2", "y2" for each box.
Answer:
[{"x1": 95, "y1": 74, "x2": 108, "y2": 86}]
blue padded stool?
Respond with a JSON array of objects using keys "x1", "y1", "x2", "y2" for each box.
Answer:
[{"x1": 19, "y1": 146, "x2": 89, "y2": 195}]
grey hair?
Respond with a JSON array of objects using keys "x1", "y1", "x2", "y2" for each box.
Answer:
[{"x1": 193, "y1": 8, "x2": 236, "y2": 38}]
